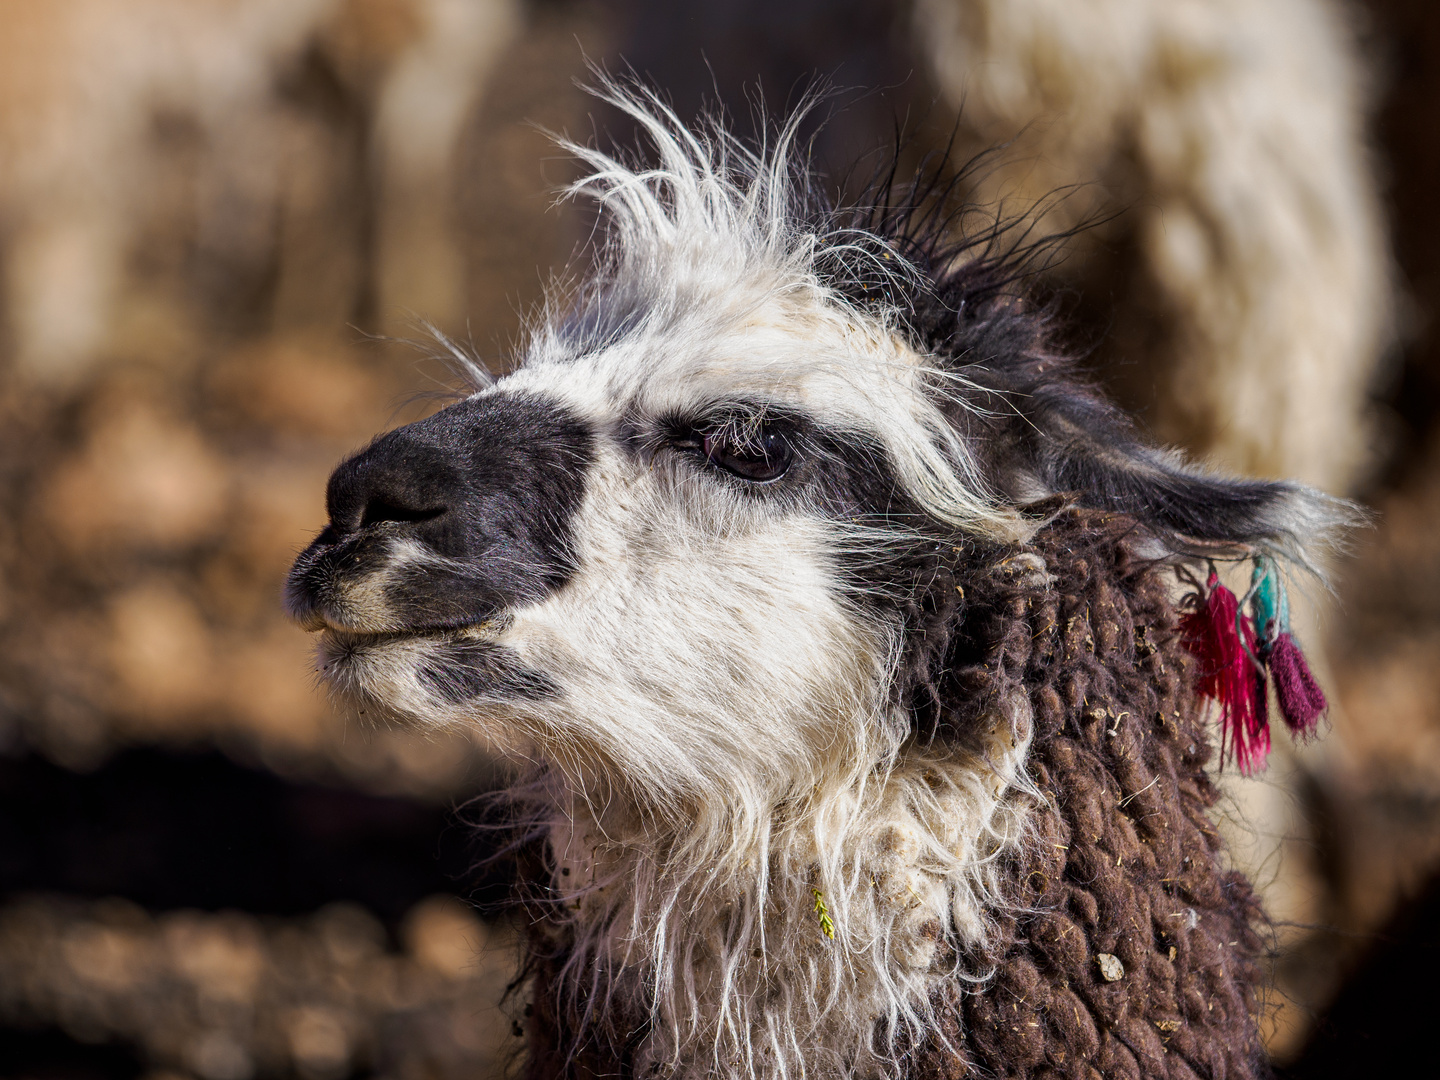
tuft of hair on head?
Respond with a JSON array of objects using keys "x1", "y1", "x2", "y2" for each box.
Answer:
[{"x1": 544, "y1": 75, "x2": 911, "y2": 353}]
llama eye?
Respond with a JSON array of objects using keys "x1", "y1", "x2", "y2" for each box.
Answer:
[{"x1": 701, "y1": 427, "x2": 793, "y2": 482}]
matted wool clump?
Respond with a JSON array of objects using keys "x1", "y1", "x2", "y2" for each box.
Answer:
[{"x1": 286, "y1": 84, "x2": 1351, "y2": 1080}]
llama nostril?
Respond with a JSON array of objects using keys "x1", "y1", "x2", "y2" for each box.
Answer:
[
  {"x1": 324, "y1": 426, "x2": 459, "y2": 537},
  {"x1": 358, "y1": 498, "x2": 446, "y2": 528}
]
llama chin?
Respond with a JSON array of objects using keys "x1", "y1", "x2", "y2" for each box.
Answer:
[{"x1": 287, "y1": 81, "x2": 1354, "y2": 1080}]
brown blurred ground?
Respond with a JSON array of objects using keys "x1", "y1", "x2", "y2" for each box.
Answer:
[
  {"x1": 1, "y1": 0, "x2": 1438, "y2": 1075},
  {"x1": 0, "y1": 894, "x2": 522, "y2": 1080}
]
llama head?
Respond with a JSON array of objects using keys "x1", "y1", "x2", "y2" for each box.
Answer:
[{"x1": 284, "y1": 84, "x2": 1345, "y2": 820}]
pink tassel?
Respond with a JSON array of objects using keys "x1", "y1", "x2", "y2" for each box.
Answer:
[
  {"x1": 1268, "y1": 632, "x2": 1327, "y2": 737},
  {"x1": 1180, "y1": 572, "x2": 1272, "y2": 774},
  {"x1": 1236, "y1": 616, "x2": 1271, "y2": 774}
]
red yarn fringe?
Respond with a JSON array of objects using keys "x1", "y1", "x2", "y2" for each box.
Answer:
[
  {"x1": 1180, "y1": 572, "x2": 1271, "y2": 775},
  {"x1": 1269, "y1": 632, "x2": 1327, "y2": 737}
]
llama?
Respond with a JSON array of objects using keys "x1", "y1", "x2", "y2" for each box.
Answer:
[{"x1": 285, "y1": 85, "x2": 1350, "y2": 1080}]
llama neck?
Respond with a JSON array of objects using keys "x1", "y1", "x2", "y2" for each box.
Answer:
[{"x1": 536, "y1": 712, "x2": 1032, "y2": 1080}]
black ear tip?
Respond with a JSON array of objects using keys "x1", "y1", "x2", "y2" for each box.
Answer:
[
  {"x1": 1140, "y1": 470, "x2": 1367, "y2": 578},
  {"x1": 1035, "y1": 425, "x2": 1365, "y2": 572},
  {"x1": 1248, "y1": 482, "x2": 1371, "y2": 563}
]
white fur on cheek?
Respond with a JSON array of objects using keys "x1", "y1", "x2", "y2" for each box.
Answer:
[{"x1": 497, "y1": 445, "x2": 889, "y2": 813}]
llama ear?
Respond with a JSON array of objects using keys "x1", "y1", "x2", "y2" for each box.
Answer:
[{"x1": 985, "y1": 380, "x2": 1358, "y2": 567}]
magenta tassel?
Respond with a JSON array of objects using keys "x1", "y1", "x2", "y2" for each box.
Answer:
[
  {"x1": 1236, "y1": 616, "x2": 1271, "y2": 774},
  {"x1": 1268, "y1": 632, "x2": 1327, "y2": 737},
  {"x1": 1180, "y1": 572, "x2": 1272, "y2": 774}
]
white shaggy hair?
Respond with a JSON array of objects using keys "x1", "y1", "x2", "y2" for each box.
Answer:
[
  {"x1": 286, "y1": 81, "x2": 1343, "y2": 1079},
  {"x1": 913, "y1": 0, "x2": 1391, "y2": 492}
]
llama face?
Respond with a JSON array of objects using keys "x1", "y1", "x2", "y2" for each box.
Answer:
[{"x1": 286, "y1": 282, "x2": 962, "y2": 802}]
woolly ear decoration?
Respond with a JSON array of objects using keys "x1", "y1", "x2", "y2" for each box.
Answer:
[
  {"x1": 1180, "y1": 559, "x2": 1328, "y2": 774},
  {"x1": 1247, "y1": 556, "x2": 1329, "y2": 738},
  {"x1": 1179, "y1": 570, "x2": 1270, "y2": 775},
  {"x1": 1268, "y1": 634, "x2": 1327, "y2": 737}
]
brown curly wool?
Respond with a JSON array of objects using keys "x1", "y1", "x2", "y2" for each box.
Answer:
[
  {"x1": 521, "y1": 508, "x2": 1267, "y2": 1080},
  {"x1": 907, "y1": 508, "x2": 1266, "y2": 1080}
]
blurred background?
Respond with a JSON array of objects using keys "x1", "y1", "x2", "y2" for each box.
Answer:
[{"x1": 0, "y1": 0, "x2": 1437, "y2": 1077}]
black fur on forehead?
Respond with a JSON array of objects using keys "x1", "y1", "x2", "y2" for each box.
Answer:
[{"x1": 806, "y1": 149, "x2": 1350, "y2": 565}]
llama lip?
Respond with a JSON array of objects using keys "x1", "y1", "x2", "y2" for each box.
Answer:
[
  {"x1": 317, "y1": 615, "x2": 509, "y2": 646},
  {"x1": 316, "y1": 617, "x2": 555, "y2": 704}
]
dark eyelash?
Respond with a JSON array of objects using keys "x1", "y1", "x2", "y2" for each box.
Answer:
[{"x1": 662, "y1": 414, "x2": 796, "y2": 483}]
